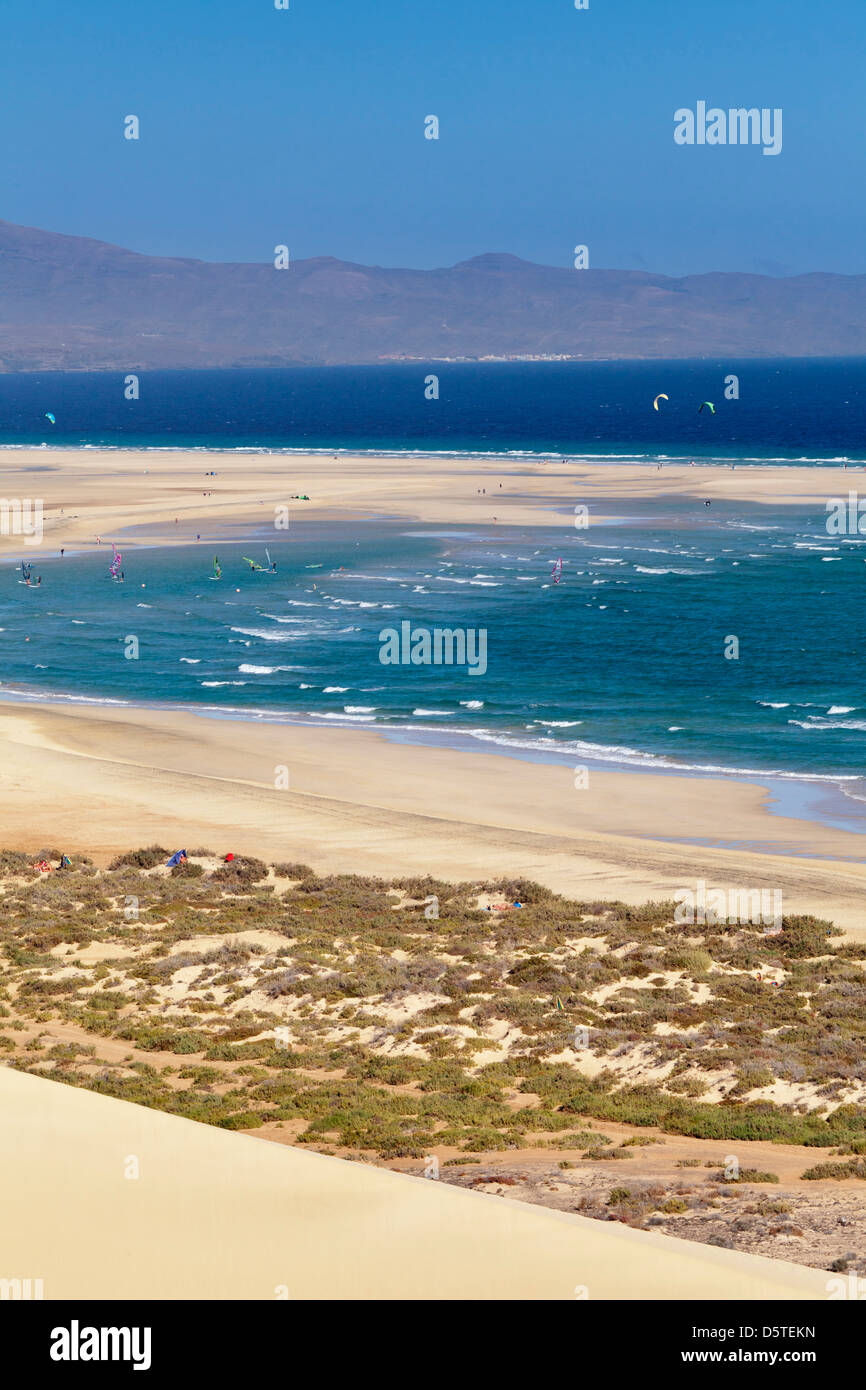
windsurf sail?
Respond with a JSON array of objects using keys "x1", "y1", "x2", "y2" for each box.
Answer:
[
  {"x1": 109, "y1": 544, "x2": 122, "y2": 578},
  {"x1": 213, "y1": 555, "x2": 222, "y2": 580},
  {"x1": 243, "y1": 553, "x2": 273, "y2": 572},
  {"x1": 551, "y1": 557, "x2": 563, "y2": 584}
]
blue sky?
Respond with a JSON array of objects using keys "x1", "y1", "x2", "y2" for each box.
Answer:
[{"x1": 1, "y1": 0, "x2": 862, "y2": 274}]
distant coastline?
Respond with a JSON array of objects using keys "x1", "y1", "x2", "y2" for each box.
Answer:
[{"x1": 2, "y1": 220, "x2": 866, "y2": 368}]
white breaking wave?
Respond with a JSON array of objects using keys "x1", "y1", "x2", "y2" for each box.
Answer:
[
  {"x1": 634, "y1": 566, "x2": 699, "y2": 576},
  {"x1": 261, "y1": 614, "x2": 321, "y2": 625},
  {"x1": 790, "y1": 718, "x2": 866, "y2": 732},
  {"x1": 463, "y1": 729, "x2": 858, "y2": 780},
  {"x1": 238, "y1": 664, "x2": 294, "y2": 675},
  {"x1": 230, "y1": 626, "x2": 308, "y2": 642},
  {"x1": 319, "y1": 712, "x2": 376, "y2": 722},
  {"x1": 437, "y1": 575, "x2": 499, "y2": 586}
]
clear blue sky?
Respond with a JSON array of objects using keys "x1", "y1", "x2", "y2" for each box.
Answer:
[{"x1": 1, "y1": 0, "x2": 862, "y2": 275}]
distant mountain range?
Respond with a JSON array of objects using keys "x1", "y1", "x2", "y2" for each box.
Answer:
[{"x1": 1, "y1": 219, "x2": 864, "y2": 370}]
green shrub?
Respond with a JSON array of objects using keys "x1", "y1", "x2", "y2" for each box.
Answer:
[
  {"x1": 218, "y1": 1111, "x2": 264, "y2": 1130},
  {"x1": 275, "y1": 862, "x2": 316, "y2": 880},
  {"x1": 802, "y1": 1159, "x2": 866, "y2": 1181},
  {"x1": 172, "y1": 861, "x2": 204, "y2": 879},
  {"x1": 109, "y1": 846, "x2": 168, "y2": 870},
  {"x1": 607, "y1": 1187, "x2": 632, "y2": 1205},
  {"x1": 718, "y1": 1168, "x2": 779, "y2": 1184}
]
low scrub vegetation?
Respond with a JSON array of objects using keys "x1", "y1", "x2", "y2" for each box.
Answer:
[{"x1": 0, "y1": 851, "x2": 864, "y2": 1160}]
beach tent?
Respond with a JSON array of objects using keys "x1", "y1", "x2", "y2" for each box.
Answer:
[{"x1": 166, "y1": 850, "x2": 188, "y2": 868}]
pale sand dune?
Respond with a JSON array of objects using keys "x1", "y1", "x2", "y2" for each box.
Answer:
[
  {"x1": 0, "y1": 446, "x2": 850, "y2": 555},
  {"x1": 0, "y1": 1066, "x2": 831, "y2": 1299},
  {"x1": 0, "y1": 701, "x2": 865, "y2": 930}
]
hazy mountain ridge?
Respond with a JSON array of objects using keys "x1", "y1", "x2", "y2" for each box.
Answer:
[{"x1": 0, "y1": 220, "x2": 864, "y2": 369}]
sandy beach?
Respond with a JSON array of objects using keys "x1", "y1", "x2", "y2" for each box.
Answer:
[
  {"x1": 0, "y1": 446, "x2": 851, "y2": 557},
  {"x1": 0, "y1": 698, "x2": 864, "y2": 930}
]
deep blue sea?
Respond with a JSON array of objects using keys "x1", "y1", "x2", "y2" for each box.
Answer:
[
  {"x1": 1, "y1": 361, "x2": 865, "y2": 811},
  {"x1": 0, "y1": 358, "x2": 865, "y2": 462}
]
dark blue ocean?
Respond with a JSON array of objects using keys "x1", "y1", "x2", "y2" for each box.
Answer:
[
  {"x1": 1, "y1": 361, "x2": 865, "y2": 809},
  {"x1": 0, "y1": 358, "x2": 865, "y2": 462}
]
